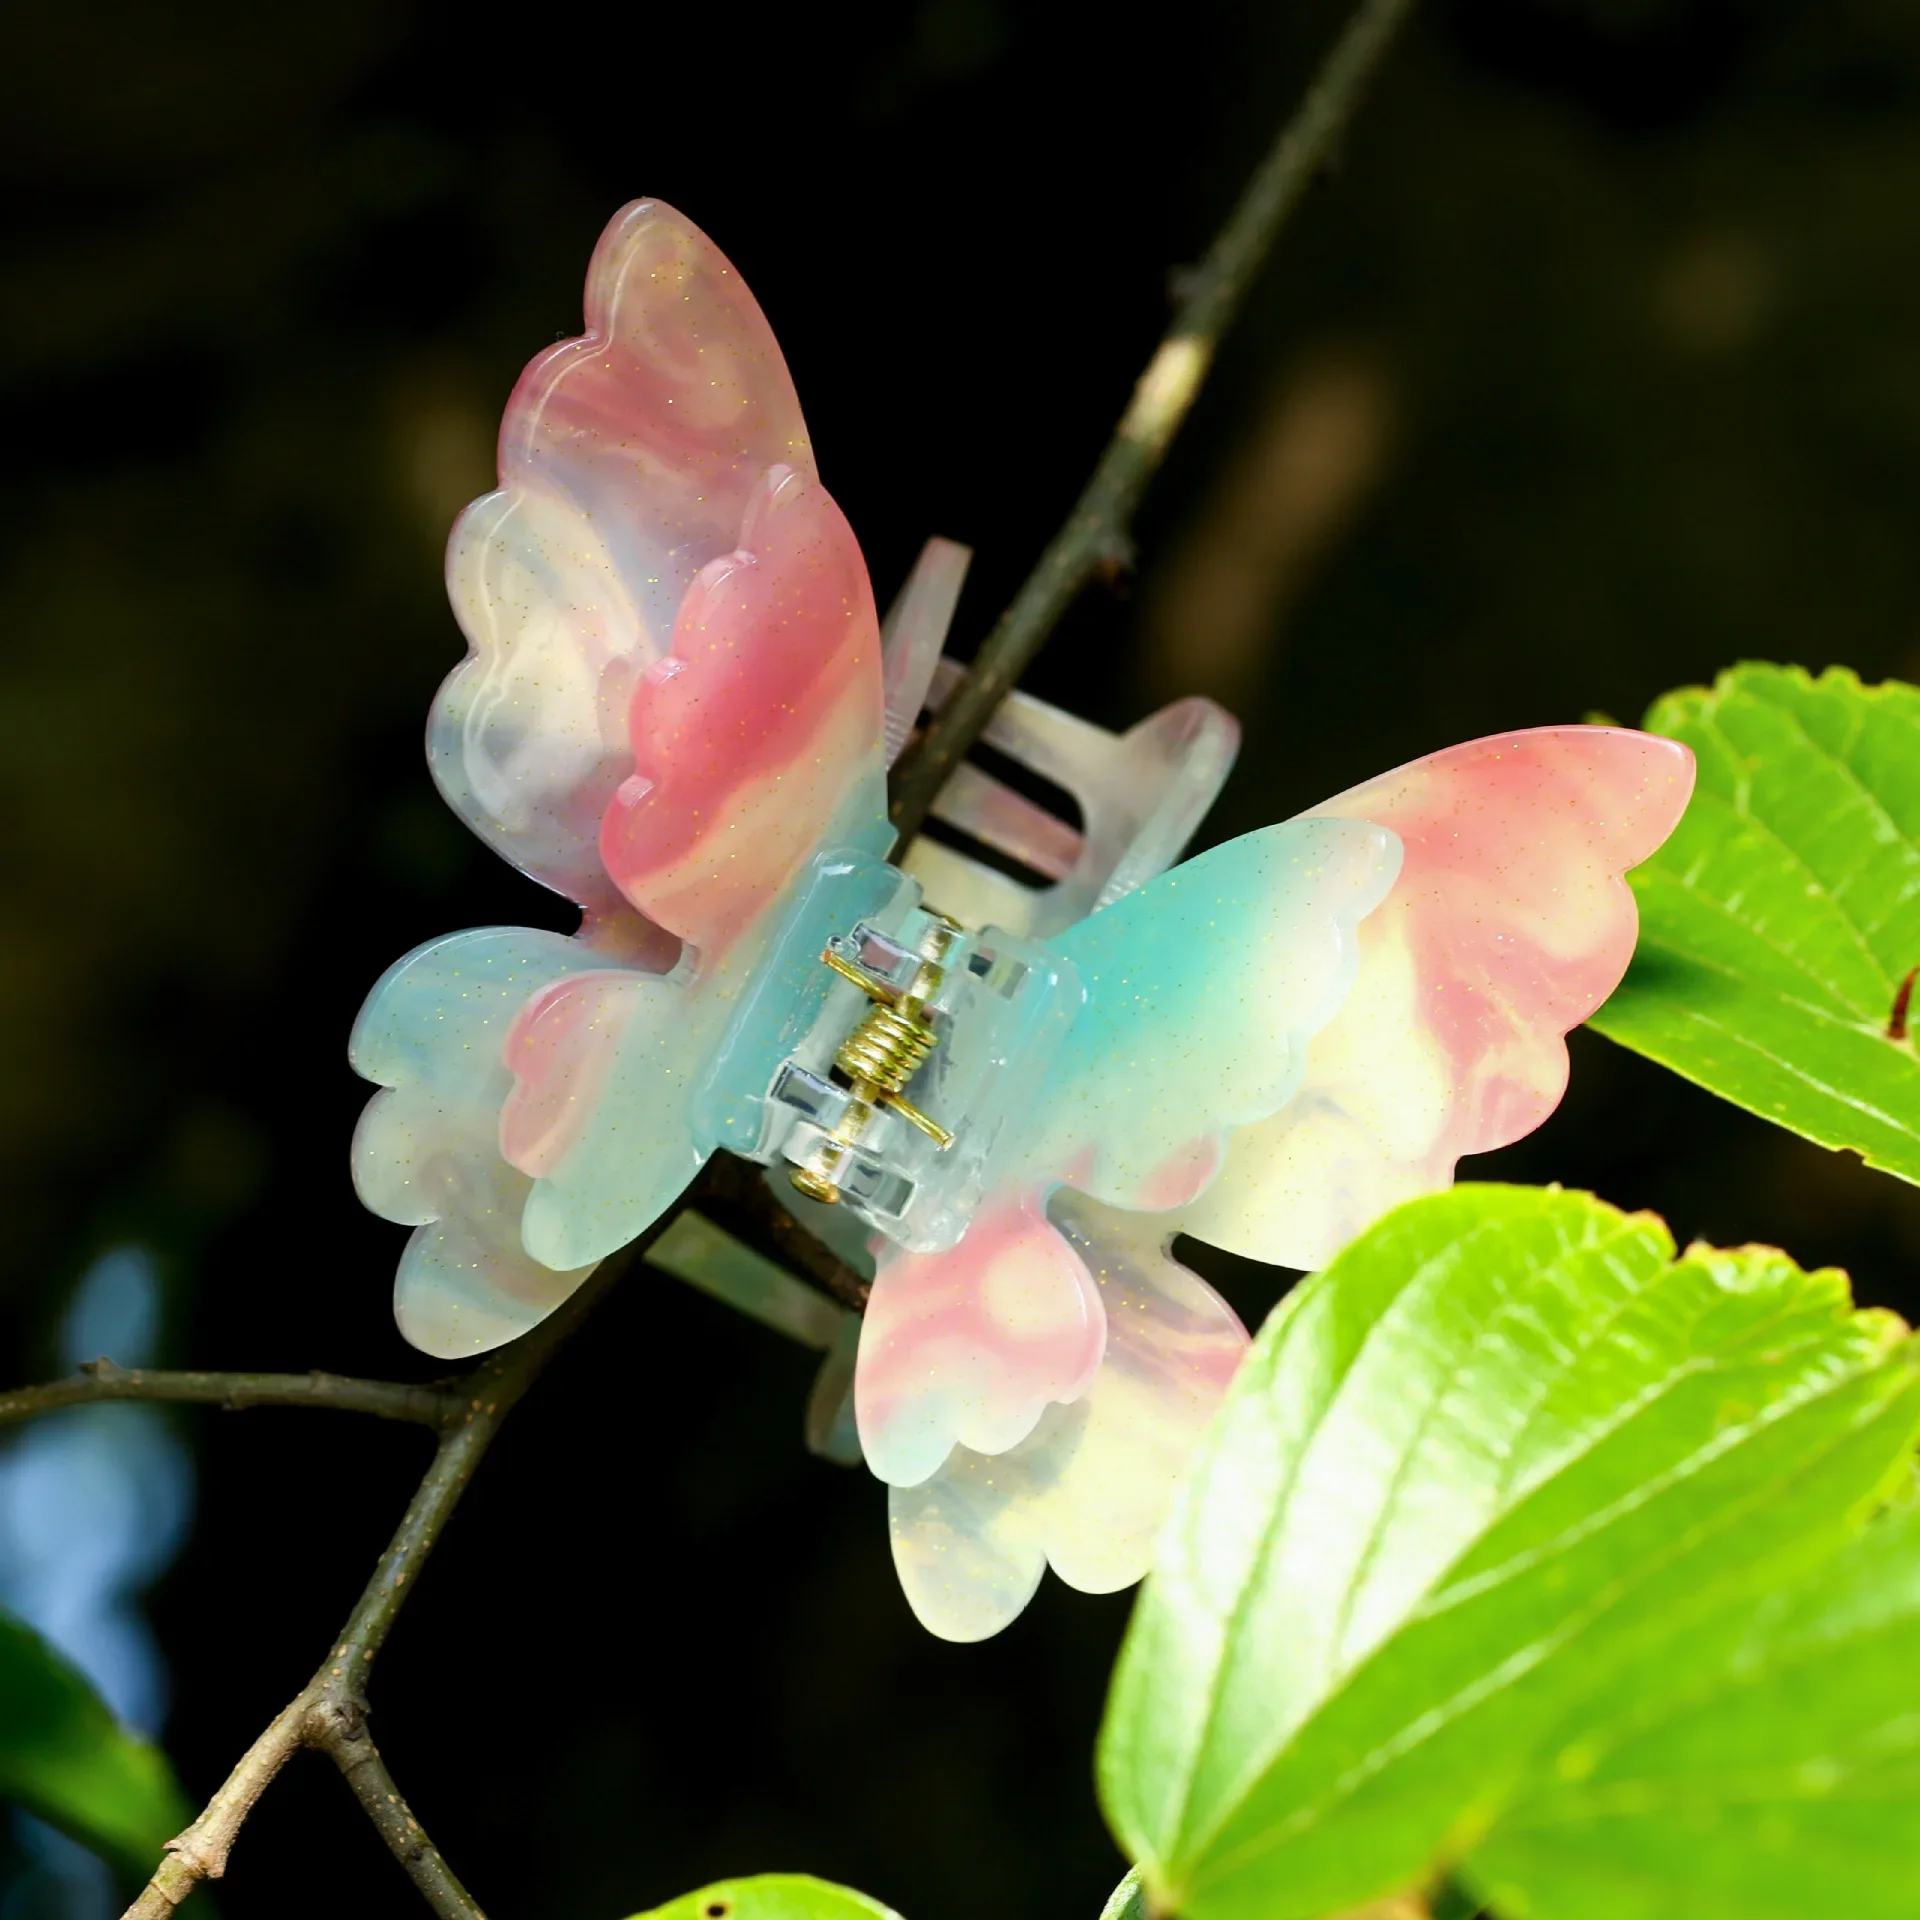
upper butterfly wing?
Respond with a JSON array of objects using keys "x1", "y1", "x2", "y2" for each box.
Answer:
[
  {"x1": 597, "y1": 462, "x2": 890, "y2": 957},
  {"x1": 431, "y1": 199, "x2": 815, "y2": 912},
  {"x1": 1031, "y1": 814, "x2": 1404, "y2": 1208},
  {"x1": 1182, "y1": 725, "x2": 1696, "y2": 1267}
]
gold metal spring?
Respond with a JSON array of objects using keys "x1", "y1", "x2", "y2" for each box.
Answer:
[
  {"x1": 836, "y1": 1000, "x2": 937, "y2": 1095},
  {"x1": 790, "y1": 943, "x2": 957, "y2": 1206}
]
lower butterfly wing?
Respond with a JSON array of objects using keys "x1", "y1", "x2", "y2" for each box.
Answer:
[
  {"x1": 350, "y1": 927, "x2": 620, "y2": 1357},
  {"x1": 856, "y1": 815, "x2": 1400, "y2": 1483},
  {"x1": 503, "y1": 963, "x2": 720, "y2": 1273},
  {"x1": 1182, "y1": 726, "x2": 1696, "y2": 1268},
  {"x1": 859, "y1": 1191, "x2": 1107, "y2": 1487},
  {"x1": 886, "y1": 1195, "x2": 1248, "y2": 1642},
  {"x1": 353, "y1": 912, "x2": 726, "y2": 1352}
]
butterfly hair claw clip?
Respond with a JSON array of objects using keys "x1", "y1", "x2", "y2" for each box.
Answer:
[{"x1": 351, "y1": 200, "x2": 1695, "y2": 1640}]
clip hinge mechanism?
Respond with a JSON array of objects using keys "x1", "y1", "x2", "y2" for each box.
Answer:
[{"x1": 789, "y1": 919, "x2": 963, "y2": 1204}]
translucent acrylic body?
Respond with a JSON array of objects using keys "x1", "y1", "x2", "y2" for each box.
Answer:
[{"x1": 350, "y1": 198, "x2": 1697, "y2": 1640}]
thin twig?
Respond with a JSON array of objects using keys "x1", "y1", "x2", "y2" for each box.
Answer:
[
  {"x1": 316, "y1": 1699, "x2": 487, "y2": 1920},
  {"x1": 0, "y1": 1361, "x2": 454, "y2": 1428},
  {"x1": 118, "y1": 1239, "x2": 650, "y2": 1920},
  {"x1": 329, "y1": 1243, "x2": 635, "y2": 1687},
  {"x1": 886, "y1": 0, "x2": 1419, "y2": 843},
  {"x1": 113, "y1": 1165, "x2": 836, "y2": 1916},
  {"x1": 0, "y1": 1167, "x2": 845, "y2": 1445},
  {"x1": 121, "y1": 1698, "x2": 309, "y2": 1919}
]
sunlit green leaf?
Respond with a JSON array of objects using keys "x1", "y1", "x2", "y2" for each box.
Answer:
[
  {"x1": 0, "y1": 1605, "x2": 190, "y2": 1877},
  {"x1": 627, "y1": 1874, "x2": 903, "y2": 1920},
  {"x1": 1097, "y1": 1184, "x2": 1920, "y2": 1920},
  {"x1": 1588, "y1": 663, "x2": 1920, "y2": 1182},
  {"x1": 1465, "y1": 1502, "x2": 1920, "y2": 1920}
]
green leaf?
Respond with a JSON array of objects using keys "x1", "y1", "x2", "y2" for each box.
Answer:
[
  {"x1": 627, "y1": 1875, "x2": 903, "y2": 1920},
  {"x1": 1465, "y1": 1503, "x2": 1920, "y2": 1920},
  {"x1": 1097, "y1": 1184, "x2": 1920, "y2": 1920},
  {"x1": 0, "y1": 1604, "x2": 191, "y2": 1878},
  {"x1": 1587, "y1": 663, "x2": 1920, "y2": 1183}
]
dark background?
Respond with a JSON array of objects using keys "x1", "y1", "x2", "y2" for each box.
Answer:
[{"x1": 5, "y1": 0, "x2": 1920, "y2": 1914}]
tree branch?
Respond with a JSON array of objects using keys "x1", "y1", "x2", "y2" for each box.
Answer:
[
  {"x1": 315, "y1": 1699, "x2": 486, "y2": 1920},
  {"x1": 122, "y1": 1698, "x2": 309, "y2": 1919},
  {"x1": 0, "y1": 1362, "x2": 455, "y2": 1428},
  {"x1": 325, "y1": 1245, "x2": 634, "y2": 1692},
  {"x1": 886, "y1": 0, "x2": 1419, "y2": 843},
  {"x1": 3, "y1": 1162, "x2": 845, "y2": 1442},
  {"x1": 118, "y1": 1236, "x2": 651, "y2": 1920}
]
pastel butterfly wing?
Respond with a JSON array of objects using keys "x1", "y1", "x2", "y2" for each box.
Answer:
[
  {"x1": 1182, "y1": 725, "x2": 1696, "y2": 1267},
  {"x1": 1031, "y1": 813, "x2": 1404, "y2": 1209},
  {"x1": 350, "y1": 927, "x2": 620, "y2": 1356},
  {"x1": 599, "y1": 463, "x2": 890, "y2": 956},
  {"x1": 506, "y1": 965, "x2": 719, "y2": 1272},
  {"x1": 431, "y1": 199, "x2": 814, "y2": 912},
  {"x1": 858, "y1": 1191, "x2": 1107, "y2": 1487},
  {"x1": 886, "y1": 1195, "x2": 1248, "y2": 1642},
  {"x1": 856, "y1": 816, "x2": 1400, "y2": 1485}
]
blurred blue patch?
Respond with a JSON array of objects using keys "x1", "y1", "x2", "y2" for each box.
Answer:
[{"x1": 0, "y1": 1248, "x2": 194, "y2": 1918}]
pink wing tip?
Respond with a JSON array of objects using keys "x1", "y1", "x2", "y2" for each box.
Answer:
[{"x1": 1607, "y1": 727, "x2": 1696, "y2": 858}]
